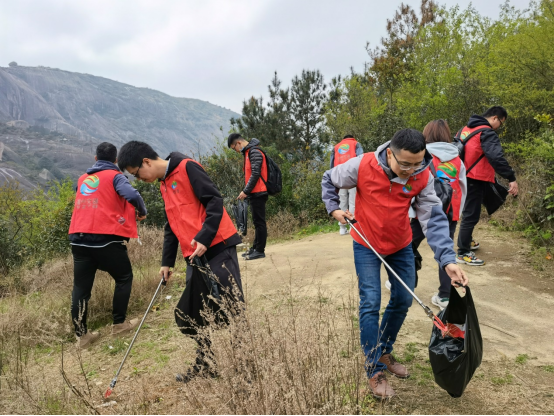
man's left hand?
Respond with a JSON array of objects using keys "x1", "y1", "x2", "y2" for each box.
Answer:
[
  {"x1": 137, "y1": 214, "x2": 147, "y2": 221},
  {"x1": 445, "y1": 263, "x2": 469, "y2": 287},
  {"x1": 190, "y1": 239, "x2": 207, "y2": 260},
  {"x1": 237, "y1": 191, "x2": 247, "y2": 200}
]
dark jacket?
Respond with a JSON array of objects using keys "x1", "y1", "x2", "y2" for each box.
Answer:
[
  {"x1": 466, "y1": 115, "x2": 516, "y2": 182},
  {"x1": 241, "y1": 138, "x2": 268, "y2": 198},
  {"x1": 69, "y1": 160, "x2": 147, "y2": 247},
  {"x1": 161, "y1": 152, "x2": 241, "y2": 267}
]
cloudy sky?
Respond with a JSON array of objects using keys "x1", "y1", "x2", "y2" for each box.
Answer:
[{"x1": 1, "y1": 0, "x2": 531, "y2": 113}]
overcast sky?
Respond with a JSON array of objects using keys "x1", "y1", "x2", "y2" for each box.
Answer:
[{"x1": 1, "y1": 0, "x2": 531, "y2": 113}]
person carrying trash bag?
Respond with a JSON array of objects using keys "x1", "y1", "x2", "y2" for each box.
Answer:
[
  {"x1": 228, "y1": 134, "x2": 269, "y2": 260},
  {"x1": 330, "y1": 135, "x2": 364, "y2": 235},
  {"x1": 456, "y1": 106, "x2": 518, "y2": 266},
  {"x1": 117, "y1": 141, "x2": 244, "y2": 383},
  {"x1": 321, "y1": 129, "x2": 468, "y2": 399},
  {"x1": 68, "y1": 142, "x2": 147, "y2": 349},
  {"x1": 412, "y1": 120, "x2": 467, "y2": 311}
]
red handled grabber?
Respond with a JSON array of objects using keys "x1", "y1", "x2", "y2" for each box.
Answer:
[
  {"x1": 104, "y1": 275, "x2": 168, "y2": 399},
  {"x1": 344, "y1": 217, "x2": 449, "y2": 335}
]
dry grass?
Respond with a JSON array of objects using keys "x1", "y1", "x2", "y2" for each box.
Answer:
[{"x1": 1, "y1": 225, "x2": 554, "y2": 414}]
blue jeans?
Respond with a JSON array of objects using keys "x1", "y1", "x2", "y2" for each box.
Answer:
[{"x1": 353, "y1": 241, "x2": 416, "y2": 378}]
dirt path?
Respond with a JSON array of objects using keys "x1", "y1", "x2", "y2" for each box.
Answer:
[{"x1": 241, "y1": 224, "x2": 554, "y2": 365}]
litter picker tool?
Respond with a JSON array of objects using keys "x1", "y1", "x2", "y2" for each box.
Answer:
[
  {"x1": 344, "y1": 217, "x2": 450, "y2": 336},
  {"x1": 103, "y1": 275, "x2": 168, "y2": 399}
]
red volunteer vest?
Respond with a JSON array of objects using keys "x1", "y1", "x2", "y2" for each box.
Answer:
[
  {"x1": 161, "y1": 159, "x2": 237, "y2": 257},
  {"x1": 244, "y1": 148, "x2": 268, "y2": 193},
  {"x1": 461, "y1": 125, "x2": 495, "y2": 183},
  {"x1": 353, "y1": 153, "x2": 430, "y2": 255},
  {"x1": 333, "y1": 138, "x2": 358, "y2": 166},
  {"x1": 69, "y1": 170, "x2": 137, "y2": 238},
  {"x1": 432, "y1": 155, "x2": 463, "y2": 221}
]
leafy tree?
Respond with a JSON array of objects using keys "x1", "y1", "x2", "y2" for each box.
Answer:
[
  {"x1": 230, "y1": 96, "x2": 267, "y2": 141},
  {"x1": 366, "y1": 0, "x2": 438, "y2": 104},
  {"x1": 265, "y1": 72, "x2": 294, "y2": 152},
  {"x1": 289, "y1": 69, "x2": 329, "y2": 158}
]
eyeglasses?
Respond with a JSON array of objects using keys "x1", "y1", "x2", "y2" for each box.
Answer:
[
  {"x1": 131, "y1": 162, "x2": 143, "y2": 179},
  {"x1": 391, "y1": 151, "x2": 424, "y2": 171}
]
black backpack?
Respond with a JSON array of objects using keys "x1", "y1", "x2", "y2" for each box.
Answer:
[
  {"x1": 254, "y1": 147, "x2": 282, "y2": 196},
  {"x1": 453, "y1": 127, "x2": 491, "y2": 160},
  {"x1": 429, "y1": 162, "x2": 454, "y2": 221}
]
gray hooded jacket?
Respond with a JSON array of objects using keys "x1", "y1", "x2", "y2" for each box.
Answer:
[{"x1": 321, "y1": 141, "x2": 456, "y2": 269}]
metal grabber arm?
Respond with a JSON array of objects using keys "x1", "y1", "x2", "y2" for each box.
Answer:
[{"x1": 344, "y1": 217, "x2": 449, "y2": 334}]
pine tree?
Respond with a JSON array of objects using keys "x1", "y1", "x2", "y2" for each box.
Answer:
[{"x1": 289, "y1": 69, "x2": 328, "y2": 159}]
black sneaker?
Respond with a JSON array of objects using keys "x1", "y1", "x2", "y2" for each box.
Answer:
[
  {"x1": 241, "y1": 247, "x2": 254, "y2": 258},
  {"x1": 245, "y1": 250, "x2": 265, "y2": 261}
]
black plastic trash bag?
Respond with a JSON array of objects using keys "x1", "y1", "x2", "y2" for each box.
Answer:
[
  {"x1": 428, "y1": 285, "x2": 483, "y2": 397},
  {"x1": 483, "y1": 179, "x2": 509, "y2": 215},
  {"x1": 232, "y1": 200, "x2": 248, "y2": 236}
]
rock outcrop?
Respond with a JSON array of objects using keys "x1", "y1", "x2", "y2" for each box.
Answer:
[{"x1": 0, "y1": 65, "x2": 238, "y2": 156}]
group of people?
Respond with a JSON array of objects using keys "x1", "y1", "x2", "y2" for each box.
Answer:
[
  {"x1": 322, "y1": 106, "x2": 517, "y2": 398},
  {"x1": 67, "y1": 105, "x2": 517, "y2": 399}
]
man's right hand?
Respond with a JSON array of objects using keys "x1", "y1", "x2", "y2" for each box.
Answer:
[
  {"x1": 331, "y1": 209, "x2": 354, "y2": 224},
  {"x1": 159, "y1": 266, "x2": 172, "y2": 282},
  {"x1": 508, "y1": 181, "x2": 518, "y2": 196}
]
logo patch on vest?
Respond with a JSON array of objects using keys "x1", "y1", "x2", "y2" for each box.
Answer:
[
  {"x1": 171, "y1": 181, "x2": 177, "y2": 190},
  {"x1": 338, "y1": 143, "x2": 350, "y2": 154},
  {"x1": 80, "y1": 175, "x2": 100, "y2": 196},
  {"x1": 117, "y1": 216, "x2": 126, "y2": 225},
  {"x1": 402, "y1": 183, "x2": 413, "y2": 193},
  {"x1": 437, "y1": 162, "x2": 457, "y2": 183}
]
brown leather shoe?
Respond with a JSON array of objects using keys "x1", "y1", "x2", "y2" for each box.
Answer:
[
  {"x1": 379, "y1": 353, "x2": 410, "y2": 378},
  {"x1": 112, "y1": 318, "x2": 139, "y2": 337},
  {"x1": 76, "y1": 331, "x2": 100, "y2": 349},
  {"x1": 369, "y1": 371, "x2": 395, "y2": 399}
]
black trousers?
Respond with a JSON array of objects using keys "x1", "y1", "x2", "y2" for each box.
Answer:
[
  {"x1": 178, "y1": 246, "x2": 244, "y2": 366},
  {"x1": 250, "y1": 194, "x2": 268, "y2": 253},
  {"x1": 71, "y1": 243, "x2": 134, "y2": 336},
  {"x1": 457, "y1": 178, "x2": 488, "y2": 254},
  {"x1": 412, "y1": 219, "x2": 457, "y2": 298}
]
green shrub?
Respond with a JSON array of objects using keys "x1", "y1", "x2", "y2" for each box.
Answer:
[{"x1": 0, "y1": 179, "x2": 74, "y2": 276}]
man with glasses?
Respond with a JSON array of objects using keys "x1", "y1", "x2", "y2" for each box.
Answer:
[
  {"x1": 456, "y1": 106, "x2": 518, "y2": 266},
  {"x1": 117, "y1": 141, "x2": 244, "y2": 383},
  {"x1": 322, "y1": 129, "x2": 468, "y2": 399}
]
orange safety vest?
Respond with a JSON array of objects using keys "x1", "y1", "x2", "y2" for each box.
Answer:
[
  {"x1": 353, "y1": 153, "x2": 430, "y2": 255},
  {"x1": 333, "y1": 138, "x2": 358, "y2": 166},
  {"x1": 161, "y1": 159, "x2": 237, "y2": 257},
  {"x1": 461, "y1": 125, "x2": 495, "y2": 183},
  {"x1": 432, "y1": 155, "x2": 463, "y2": 221},
  {"x1": 69, "y1": 170, "x2": 137, "y2": 238},
  {"x1": 244, "y1": 148, "x2": 268, "y2": 193}
]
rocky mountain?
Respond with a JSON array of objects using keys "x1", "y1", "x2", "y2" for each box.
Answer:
[{"x1": 0, "y1": 64, "x2": 239, "y2": 188}]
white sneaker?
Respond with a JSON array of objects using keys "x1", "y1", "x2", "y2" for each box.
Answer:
[
  {"x1": 385, "y1": 280, "x2": 391, "y2": 291},
  {"x1": 339, "y1": 224, "x2": 348, "y2": 235},
  {"x1": 431, "y1": 293, "x2": 449, "y2": 310}
]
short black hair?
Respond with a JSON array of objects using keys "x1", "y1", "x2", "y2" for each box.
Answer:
[
  {"x1": 96, "y1": 142, "x2": 117, "y2": 163},
  {"x1": 227, "y1": 133, "x2": 243, "y2": 148},
  {"x1": 390, "y1": 129, "x2": 426, "y2": 154},
  {"x1": 117, "y1": 141, "x2": 159, "y2": 171},
  {"x1": 482, "y1": 106, "x2": 508, "y2": 120},
  {"x1": 343, "y1": 135, "x2": 355, "y2": 139}
]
